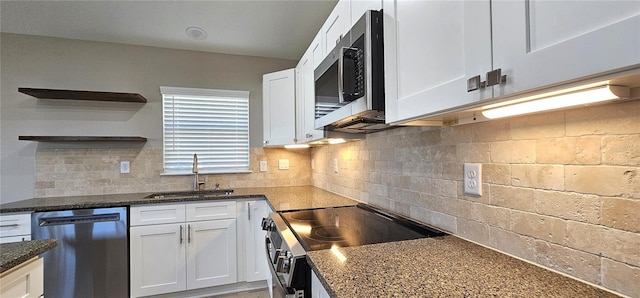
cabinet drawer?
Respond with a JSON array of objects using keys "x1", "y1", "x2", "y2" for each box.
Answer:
[
  {"x1": 0, "y1": 257, "x2": 44, "y2": 298},
  {"x1": 0, "y1": 213, "x2": 31, "y2": 238},
  {"x1": 130, "y1": 204, "x2": 186, "y2": 226},
  {"x1": 186, "y1": 201, "x2": 236, "y2": 222}
]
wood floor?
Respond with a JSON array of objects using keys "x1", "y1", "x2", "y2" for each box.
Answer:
[{"x1": 207, "y1": 288, "x2": 270, "y2": 298}]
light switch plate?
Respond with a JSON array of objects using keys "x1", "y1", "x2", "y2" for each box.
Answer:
[
  {"x1": 259, "y1": 160, "x2": 267, "y2": 172},
  {"x1": 333, "y1": 159, "x2": 338, "y2": 173},
  {"x1": 464, "y1": 163, "x2": 482, "y2": 196},
  {"x1": 120, "y1": 161, "x2": 130, "y2": 174},
  {"x1": 278, "y1": 159, "x2": 289, "y2": 170},
  {"x1": 311, "y1": 159, "x2": 315, "y2": 170}
]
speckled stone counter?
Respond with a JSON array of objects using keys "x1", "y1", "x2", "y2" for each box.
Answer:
[
  {"x1": 0, "y1": 239, "x2": 57, "y2": 273},
  {"x1": 307, "y1": 236, "x2": 619, "y2": 298},
  {"x1": 0, "y1": 186, "x2": 358, "y2": 213}
]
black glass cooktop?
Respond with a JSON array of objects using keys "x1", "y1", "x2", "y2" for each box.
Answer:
[{"x1": 279, "y1": 204, "x2": 447, "y2": 251}]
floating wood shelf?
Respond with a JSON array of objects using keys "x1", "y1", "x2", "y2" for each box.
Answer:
[
  {"x1": 18, "y1": 136, "x2": 148, "y2": 142},
  {"x1": 18, "y1": 88, "x2": 147, "y2": 103}
]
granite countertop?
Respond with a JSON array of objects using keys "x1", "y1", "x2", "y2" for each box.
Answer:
[
  {"x1": 0, "y1": 239, "x2": 58, "y2": 274},
  {"x1": 307, "y1": 236, "x2": 618, "y2": 298},
  {"x1": 0, "y1": 186, "x2": 359, "y2": 213}
]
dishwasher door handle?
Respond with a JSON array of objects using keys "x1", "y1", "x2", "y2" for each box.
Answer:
[{"x1": 39, "y1": 213, "x2": 121, "y2": 226}]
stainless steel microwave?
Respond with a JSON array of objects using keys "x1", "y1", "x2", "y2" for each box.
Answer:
[{"x1": 314, "y1": 10, "x2": 390, "y2": 134}]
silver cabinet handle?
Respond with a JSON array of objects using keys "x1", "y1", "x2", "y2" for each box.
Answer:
[
  {"x1": 179, "y1": 225, "x2": 183, "y2": 244},
  {"x1": 0, "y1": 224, "x2": 19, "y2": 228},
  {"x1": 187, "y1": 224, "x2": 192, "y2": 244},
  {"x1": 248, "y1": 202, "x2": 251, "y2": 220}
]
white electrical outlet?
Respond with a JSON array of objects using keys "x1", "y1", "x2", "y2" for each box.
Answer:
[
  {"x1": 259, "y1": 161, "x2": 267, "y2": 172},
  {"x1": 120, "y1": 161, "x2": 130, "y2": 174},
  {"x1": 311, "y1": 159, "x2": 315, "y2": 170},
  {"x1": 333, "y1": 159, "x2": 339, "y2": 173},
  {"x1": 278, "y1": 159, "x2": 290, "y2": 170},
  {"x1": 464, "y1": 163, "x2": 482, "y2": 196}
]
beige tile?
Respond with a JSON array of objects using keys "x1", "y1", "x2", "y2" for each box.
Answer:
[
  {"x1": 442, "y1": 198, "x2": 473, "y2": 219},
  {"x1": 602, "y1": 135, "x2": 640, "y2": 166},
  {"x1": 510, "y1": 111, "x2": 565, "y2": 140},
  {"x1": 566, "y1": 221, "x2": 640, "y2": 265},
  {"x1": 471, "y1": 118, "x2": 511, "y2": 142},
  {"x1": 511, "y1": 164, "x2": 564, "y2": 191},
  {"x1": 535, "y1": 137, "x2": 601, "y2": 165},
  {"x1": 456, "y1": 142, "x2": 491, "y2": 163},
  {"x1": 490, "y1": 185, "x2": 535, "y2": 212},
  {"x1": 602, "y1": 258, "x2": 640, "y2": 298},
  {"x1": 482, "y1": 163, "x2": 510, "y2": 186},
  {"x1": 601, "y1": 197, "x2": 640, "y2": 232},
  {"x1": 566, "y1": 100, "x2": 640, "y2": 136},
  {"x1": 566, "y1": 165, "x2": 640, "y2": 198},
  {"x1": 534, "y1": 190, "x2": 600, "y2": 224},
  {"x1": 489, "y1": 227, "x2": 536, "y2": 262},
  {"x1": 510, "y1": 210, "x2": 566, "y2": 245},
  {"x1": 534, "y1": 240, "x2": 601, "y2": 285},
  {"x1": 457, "y1": 218, "x2": 490, "y2": 244},
  {"x1": 490, "y1": 140, "x2": 536, "y2": 163},
  {"x1": 470, "y1": 204, "x2": 510, "y2": 229}
]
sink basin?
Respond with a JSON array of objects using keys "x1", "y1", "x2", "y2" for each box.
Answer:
[{"x1": 145, "y1": 189, "x2": 234, "y2": 199}]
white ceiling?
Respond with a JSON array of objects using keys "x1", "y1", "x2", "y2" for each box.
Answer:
[{"x1": 0, "y1": 0, "x2": 338, "y2": 60}]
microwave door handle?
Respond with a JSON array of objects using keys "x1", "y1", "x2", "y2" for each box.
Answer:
[{"x1": 338, "y1": 47, "x2": 345, "y2": 103}]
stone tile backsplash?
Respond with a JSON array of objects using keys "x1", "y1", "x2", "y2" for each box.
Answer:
[
  {"x1": 35, "y1": 147, "x2": 311, "y2": 197},
  {"x1": 310, "y1": 100, "x2": 640, "y2": 297}
]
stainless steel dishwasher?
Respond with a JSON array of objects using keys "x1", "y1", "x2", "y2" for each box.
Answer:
[{"x1": 32, "y1": 207, "x2": 129, "y2": 298}]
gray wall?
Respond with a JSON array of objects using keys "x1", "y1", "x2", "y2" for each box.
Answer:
[{"x1": 0, "y1": 33, "x2": 296, "y2": 204}]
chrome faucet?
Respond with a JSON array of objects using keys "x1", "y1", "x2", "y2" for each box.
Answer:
[{"x1": 192, "y1": 154, "x2": 204, "y2": 191}]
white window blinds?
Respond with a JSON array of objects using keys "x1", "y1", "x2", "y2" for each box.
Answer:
[{"x1": 161, "y1": 86, "x2": 250, "y2": 174}]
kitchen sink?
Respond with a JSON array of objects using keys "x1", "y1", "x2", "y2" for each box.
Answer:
[{"x1": 144, "y1": 189, "x2": 234, "y2": 199}]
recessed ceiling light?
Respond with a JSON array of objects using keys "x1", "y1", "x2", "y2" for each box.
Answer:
[{"x1": 185, "y1": 26, "x2": 208, "y2": 40}]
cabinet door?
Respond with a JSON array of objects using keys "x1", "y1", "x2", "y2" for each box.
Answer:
[
  {"x1": 296, "y1": 48, "x2": 325, "y2": 143},
  {"x1": 492, "y1": 0, "x2": 640, "y2": 98},
  {"x1": 311, "y1": 270, "x2": 330, "y2": 298},
  {"x1": 245, "y1": 200, "x2": 271, "y2": 282},
  {"x1": 321, "y1": 0, "x2": 351, "y2": 55},
  {"x1": 310, "y1": 32, "x2": 324, "y2": 70},
  {"x1": 186, "y1": 219, "x2": 237, "y2": 289},
  {"x1": 263, "y1": 68, "x2": 296, "y2": 146},
  {"x1": 383, "y1": 0, "x2": 493, "y2": 124},
  {"x1": 0, "y1": 257, "x2": 43, "y2": 298},
  {"x1": 350, "y1": 0, "x2": 382, "y2": 26},
  {"x1": 130, "y1": 224, "x2": 186, "y2": 297}
]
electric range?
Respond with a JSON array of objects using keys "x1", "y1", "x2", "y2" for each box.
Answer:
[{"x1": 262, "y1": 204, "x2": 447, "y2": 297}]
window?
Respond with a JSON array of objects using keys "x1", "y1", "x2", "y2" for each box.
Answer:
[{"x1": 161, "y1": 86, "x2": 250, "y2": 174}]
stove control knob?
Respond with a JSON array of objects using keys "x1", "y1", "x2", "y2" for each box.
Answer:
[
  {"x1": 282, "y1": 252, "x2": 293, "y2": 273},
  {"x1": 276, "y1": 256, "x2": 286, "y2": 272},
  {"x1": 261, "y1": 218, "x2": 273, "y2": 231}
]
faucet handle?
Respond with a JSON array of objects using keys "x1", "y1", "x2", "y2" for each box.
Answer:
[{"x1": 215, "y1": 183, "x2": 220, "y2": 191}]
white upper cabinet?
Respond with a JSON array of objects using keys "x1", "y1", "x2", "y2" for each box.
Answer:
[
  {"x1": 321, "y1": 0, "x2": 351, "y2": 55},
  {"x1": 491, "y1": 0, "x2": 640, "y2": 98},
  {"x1": 383, "y1": 0, "x2": 493, "y2": 124},
  {"x1": 263, "y1": 69, "x2": 296, "y2": 146},
  {"x1": 384, "y1": 0, "x2": 640, "y2": 124},
  {"x1": 350, "y1": 0, "x2": 382, "y2": 26},
  {"x1": 310, "y1": 32, "x2": 325, "y2": 70},
  {"x1": 296, "y1": 44, "x2": 325, "y2": 143}
]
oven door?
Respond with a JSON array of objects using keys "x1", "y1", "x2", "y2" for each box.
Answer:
[{"x1": 265, "y1": 237, "x2": 298, "y2": 298}]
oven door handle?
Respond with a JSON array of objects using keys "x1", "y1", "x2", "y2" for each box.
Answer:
[{"x1": 265, "y1": 236, "x2": 298, "y2": 298}]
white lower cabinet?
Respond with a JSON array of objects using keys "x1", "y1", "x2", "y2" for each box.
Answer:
[
  {"x1": 242, "y1": 200, "x2": 271, "y2": 282},
  {"x1": 0, "y1": 213, "x2": 32, "y2": 244},
  {"x1": 0, "y1": 257, "x2": 44, "y2": 298},
  {"x1": 130, "y1": 201, "x2": 237, "y2": 297},
  {"x1": 311, "y1": 270, "x2": 330, "y2": 298}
]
